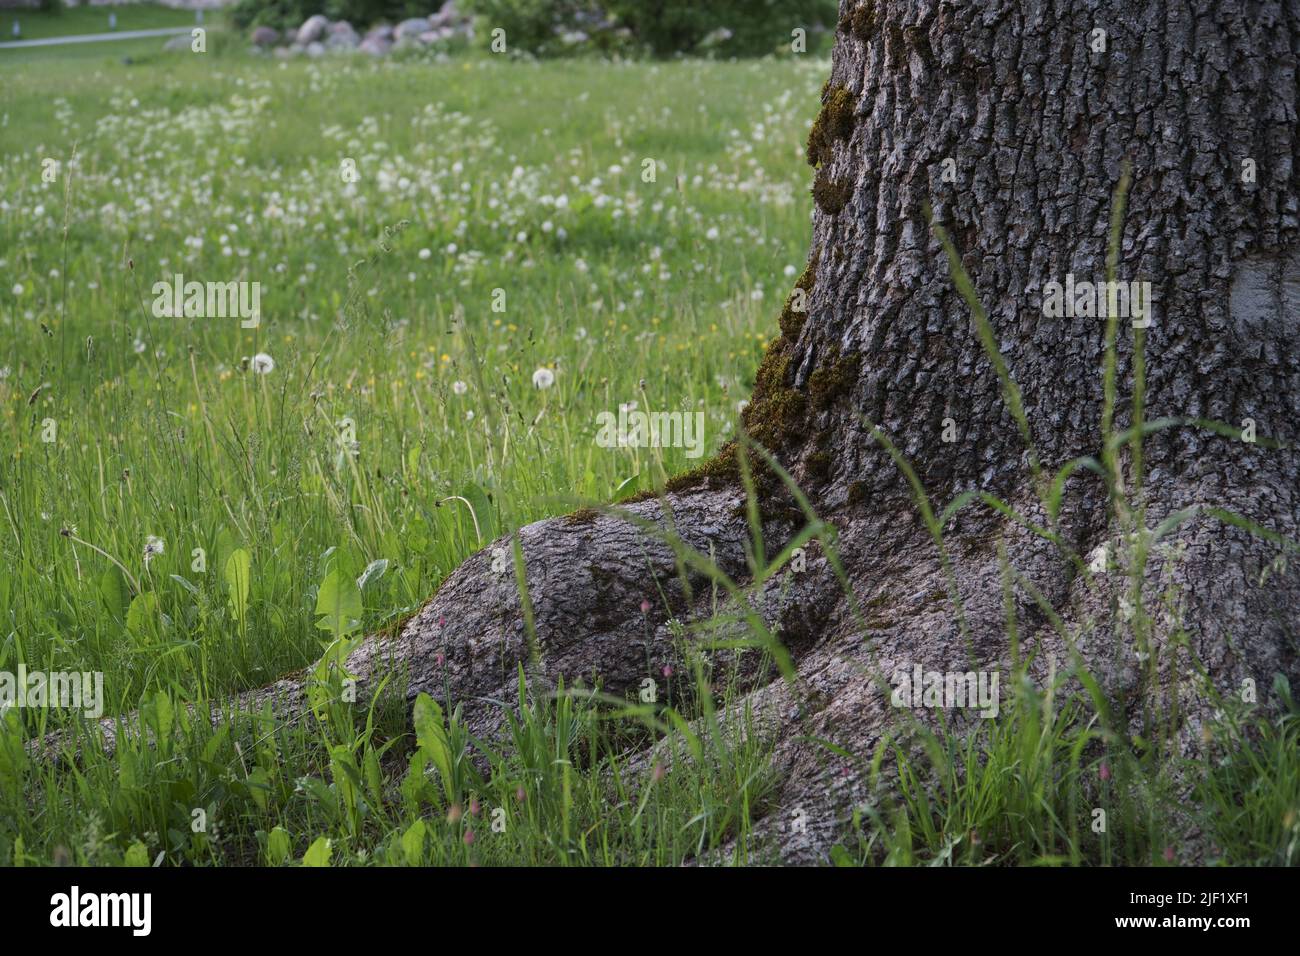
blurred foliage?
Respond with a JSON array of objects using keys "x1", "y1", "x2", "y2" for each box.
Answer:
[
  {"x1": 228, "y1": 0, "x2": 839, "y2": 55},
  {"x1": 228, "y1": 0, "x2": 429, "y2": 33},
  {"x1": 605, "y1": 0, "x2": 838, "y2": 57}
]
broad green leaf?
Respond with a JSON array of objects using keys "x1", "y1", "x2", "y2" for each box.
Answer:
[
  {"x1": 123, "y1": 841, "x2": 150, "y2": 867},
  {"x1": 413, "y1": 693, "x2": 454, "y2": 802},
  {"x1": 245, "y1": 767, "x2": 270, "y2": 812},
  {"x1": 224, "y1": 548, "x2": 252, "y2": 619},
  {"x1": 458, "y1": 482, "x2": 497, "y2": 544},
  {"x1": 357, "y1": 558, "x2": 389, "y2": 591},
  {"x1": 265, "y1": 826, "x2": 291, "y2": 866},
  {"x1": 401, "y1": 820, "x2": 426, "y2": 866},
  {"x1": 301, "y1": 836, "x2": 332, "y2": 867},
  {"x1": 99, "y1": 565, "x2": 128, "y2": 620},
  {"x1": 829, "y1": 844, "x2": 855, "y2": 867},
  {"x1": 125, "y1": 592, "x2": 159, "y2": 635},
  {"x1": 170, "y1": 573, "x2": 199, "y2": 596},
  {"x1": 214, "y1": 528, "x2": 237, "y2": 577},
  {"x1": 315, "y1": 568, "x2": 363, "y2": 638},
  {"x1": 143, "y1": 689, "x2": 174, "y2": 740}
]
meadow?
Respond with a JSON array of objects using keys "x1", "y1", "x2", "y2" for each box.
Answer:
[
  {"x1": 2, "y1": 2, "x2": 195, "y2": 42},
  {"x1": 0, "y1": 34, "x2": 827, "y2": 865},
  {"x1": 1, "y1": 30, "x2": 1296, "y2": 868}
]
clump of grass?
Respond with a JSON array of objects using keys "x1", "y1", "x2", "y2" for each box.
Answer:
[{"x1": 1195, "y1": 679, "x2": 1300, "y2": 865}]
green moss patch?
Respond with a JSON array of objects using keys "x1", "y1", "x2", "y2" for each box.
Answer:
[
  {"x1": 806, "y1": 450, "x2": 832, "y2": 481},
  {"x1": 850, "y1": 3, "x2": 875, "y2": 39},
  {"x1": 808, "y1": 348, "x2": 861, "y2": 410},
  {"x1": 777, "y1": 249, "x2": 819, "y2": 338},
  {"x1": 847, "y1": 480, "x2": 869, "y2": 505},
  {"x1": 812, "y1": 166, "x2": 853, "y2": 215},
  {"x1": 806, "y1": 85, "x2": 856, "y2": 168},
  {"x1": 565, "y1": 507, "x2": 601, "y2": 525}
]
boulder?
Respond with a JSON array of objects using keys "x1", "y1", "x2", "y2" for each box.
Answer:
[
  {"x1": 697, "y1": 27, "x2": 734, "y2": 49},
  {"x1": 359, "y1": 35, "x2": 392, "y2": 56},
  {"x1": 395, "y1": 17, "x2": 430, "y2": 40},
  {"x1": 365, "y1": 25, "x2": 394, "y2": 42},
  {"x1": 251, "y1": 26, "x2": 279, "y2": 47},
  {"x1": 428, "y1": 1, "x2": 457, "y2": 28},
  {"x1": 296, "y1": 14, "x2": 330, "y2": 45},
  {"x1": 327, "y1": 21, "x2": 360, "y2": 49},
  {"x1": 305, "y1": 40, "x2": 326, "y2": 57}
]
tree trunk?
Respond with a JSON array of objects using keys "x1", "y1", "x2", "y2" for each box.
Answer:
[{"x1": 63, "y1": 0, "x2": 1300, "y2": 862}]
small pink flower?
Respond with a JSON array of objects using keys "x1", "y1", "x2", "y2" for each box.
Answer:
[
  {"x1": 1163, "y1": 845, "x2": 1175, "y2": 863},
  {"x1": 651, "y1": 762, "x2": 665, "y2": 783},
  {"x1": 434, "y1": 652, "x2": 445, "y2": 667},
  {"x1": 438, "y1": 615, "x2": 446, "y2": 627},
  {"x1": 1099, "y1": 763, "x2": 1111, "y2": 781},
  {"x1": 640, "y1": 599, "x2": 651, "y2": 614},
  {"x1": 662, "y1": 665, "x2": 673, "y2": 678},
  {"x1": 515, "y1": 786, "x2": 526, "y2": 803},
  {"x1": 446, "y1": 803, "x2": 462, "y2": 823},
  {"x1": 463, "y1": 829, "x2": 475, "y2": 845},
  {"x1": 469, "y1": 797, "x2": 481, "y2": 816}
]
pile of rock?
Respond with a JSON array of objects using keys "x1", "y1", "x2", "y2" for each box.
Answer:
[{"x1": 248, "y1": 1, "x2": 472, "y2": 58}]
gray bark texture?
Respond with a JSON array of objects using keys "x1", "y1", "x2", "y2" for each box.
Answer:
[{"x1": 54, "y1": 0, "x2": 1300, "y2": 863}]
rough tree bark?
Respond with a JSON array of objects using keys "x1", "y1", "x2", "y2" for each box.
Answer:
[{"x1": 66, "y1": 0, "x2": 1300, "y2": 862}]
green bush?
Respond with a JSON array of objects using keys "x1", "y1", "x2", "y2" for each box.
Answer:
[
  {"x1": 461, "y1": 0, "x2": 623, "y2": 57},
  {"x1": 608, "y1": 0, "x2": 837, "y2": 57},
  {"x1": 464, "y1": 0, "x2": 838, "y2": 57},
  {"x1": 230, "y1": 0, "x2": 839, "y2": 55}
]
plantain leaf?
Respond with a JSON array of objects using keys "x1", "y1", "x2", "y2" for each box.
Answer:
[{"x1": 315, "y1": 568, "x2": 363, "y2": 639}]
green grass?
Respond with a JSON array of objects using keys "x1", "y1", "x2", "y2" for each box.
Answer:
[
  {"x1": 1, "y1": 3, "x2": 195, "y2": 42},
  {"x1": 1, "y1": 39, "x2": 1295, "y2": 868},
  {"x1": 0, "y1": 41, "x2": 819, "y2": 865},
  {"x1": 1, "y1": 47, "x2": 816, "y2": 705},
  {"x1": 0, "y1": 35, "x2": 173, "y2": 66}
]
